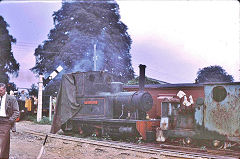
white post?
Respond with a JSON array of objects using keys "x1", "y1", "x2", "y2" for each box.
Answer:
[
  {"x1": 49, "y1": 96, "x2": 52, "y2": 121},
  {"x1": 93, "y1": 44, "x2": 97, "y2": 71},
  {"x1": 37, "y1": 74, "x2": 43, "y2": 122}
]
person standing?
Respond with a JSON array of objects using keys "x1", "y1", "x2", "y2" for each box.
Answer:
[
  {"x1": 19, "y1": 90, "x2": 27, "y2": 110},
  {"x1": 0, "y1": 83, "x2": 19, "y2": 158}
]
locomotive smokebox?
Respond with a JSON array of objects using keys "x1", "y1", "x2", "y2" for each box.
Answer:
[
  {"x1": 139, "y1": 64, "x2": 146, "y2": 92},
  {"x1": 113, "y1": 64, "x2": 153, "y2": 115}
]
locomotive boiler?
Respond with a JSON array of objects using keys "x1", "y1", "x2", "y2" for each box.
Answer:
[{"x1": 51, "y1": 65, "x2": 160, "y2": 140}]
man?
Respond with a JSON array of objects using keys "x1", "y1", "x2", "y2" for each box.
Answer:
[
  {"x1": 18, "y1": 90, "x2": 27, "y2": 112},
  {"x1": 0, "y1": 83, "x2": 19, "y2": 159}
]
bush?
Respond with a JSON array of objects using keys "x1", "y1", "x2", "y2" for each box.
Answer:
[
  {"x1": 34, "y1": 116, "x2": 52, "y2": 125},
  {"x1": 22, "y1": 114, "x2": 36, "y2": 122},
  {"x1": 23, "y1": 114, "x2": 52, "y2": 125}
]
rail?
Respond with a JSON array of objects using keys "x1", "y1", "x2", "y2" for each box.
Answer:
[{"x1": 23, "y1": 129, "x2": 239, "y2": 159}]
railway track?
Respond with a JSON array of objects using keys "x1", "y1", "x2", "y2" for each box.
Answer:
[
  {"x1": 23, "y1": 129, "x2": 239, "y2": 159},
  {"x1": 154, "y1": 143, "x2": 240, "y2": 157}
]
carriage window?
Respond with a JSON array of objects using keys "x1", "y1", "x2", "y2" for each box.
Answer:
[
  {"x1": 161, "y1": 102, "x2": 169, "y2": 117},
  {"x1": 212, "y1": 86, "x2": 227, "y2": 102}
]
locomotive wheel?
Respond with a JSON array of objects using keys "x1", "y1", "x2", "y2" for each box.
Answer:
[
  {"x1": 219, "y1": 141, "x2": 238, "y2": 150},
  {"x1": 61, "y1": 128, "x2": 72, "y2": 134},
  {"x1": 61, "y1": 123, "x2": 72, "y2": 134},
  {"x1": 95, "y1": 128, "x2": 102, "y2": 137},
  {"x1": 78, "y1": 127, "x2": 84, "y2": 135},
  {"x1": 79, "y1": 126, "x2": 94, "y2": 137},
  {"x1": 212, "y1": 140, "x2": 224, "y2": 149},
  {"x1": 183, "y1": 137, "x2": 192, "y2": 145},
  {"x1": 227, "y1": 142, "x2": 240, "y2": 151}
]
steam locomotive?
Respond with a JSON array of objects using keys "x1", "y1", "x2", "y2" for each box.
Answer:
[
  {"x1": 51, "y1": 65, "x2": 240, "y2": 148},
  {"x1": 51, "y1": 65, "x2": 160, "y2": 140}
]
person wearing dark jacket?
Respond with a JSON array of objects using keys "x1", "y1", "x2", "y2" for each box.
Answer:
[{"x1": 0, "y1": 83, "x2": 19, "y2": 159}]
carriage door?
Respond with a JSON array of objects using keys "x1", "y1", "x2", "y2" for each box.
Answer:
[{"x1": 159, "y1": 96, "x2": 180, "y2": 130}]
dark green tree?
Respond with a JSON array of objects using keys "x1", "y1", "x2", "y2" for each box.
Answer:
[
  {"x1": 31, "y1": 0, "x2": 134, "y2": 94},
  {"x1": 6, "y1": 82, "x2": 17, "y2": 94},
  {"x1": 127, "y1": 76, "x2": 169, "y2": 85},
  {"x1": 195, "y1": 65, "x2": 234, "y2": 83},
  {"x1": 0, "y1": 16, "x2": 20, "y2": 84},
  {"x1": 28, "y1": 84, "x2": 38, "y2": 96}
]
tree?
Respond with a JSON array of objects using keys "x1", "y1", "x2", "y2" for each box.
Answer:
[
  {"x1": 0, "y1": 16, "x2": 20, "y2": 84},
  {"x1": 31, "y1": 0, "x2": 134, "y2": 95},
  {"x1": 6, "y1": 82, "x2": 17, "y2": 94},
  {"x1": 195, "y1": 65, "x2": 234, "y2": 83},
  {"x1": 28, "y1": 84, "x2": 38, "y2": 96},
  {"x1": 127, "y1": 76, "x2": 169, "y2": 85}
]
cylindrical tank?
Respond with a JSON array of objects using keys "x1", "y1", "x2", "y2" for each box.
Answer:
[
  {"x1": 132, "y1": 91, "x2": 153, "y2": 112},
  {"x1": 113, "y1": 92, "x2": 135, "y2": 111},
  {"x1": 113, "y1": 91, "x2": 153, "y2": 112}
]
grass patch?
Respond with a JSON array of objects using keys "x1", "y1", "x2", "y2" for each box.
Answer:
[
  {"x1": 24, "y1": 114, "x2": 36, "y2": 122},
  {"x1": 34, "y1": 116, "x2": 52, "y2": 125},
  {"x1": 22, "y1": 114, "x2": 52, "y2": 125}
]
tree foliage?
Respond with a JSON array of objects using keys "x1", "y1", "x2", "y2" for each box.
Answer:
[
  {"x1": 195, "y1": 65, "x2": 234, "y2": 83},
  {"x1": 6, "y1": 82, "x2": 17, "y2": 93},
  {"x1": 0, "y1": 16, "x2": 20, "y2": 84},
  {"x1": 31, "y1": 0, "x2": 134, "y2": 94},
  {"x1": 127, "y1": 76, "x2": 167, "y2": 85},
  {"x1": 28, "y1": 84, "x2": 38, "y2": 96}
]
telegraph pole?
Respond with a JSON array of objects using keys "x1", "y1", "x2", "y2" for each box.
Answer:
[
  {"x1": 93, "y1": 43, "x2": 97, "y2": 71},
  {"x1": 37, "y1": 66, "x2": 63, "y2": 122},
  {"x1": 49, "y1": 96, "x2": 52, "y2": 121},
  {"x1": 37, "y1": 74, "x2": 43, "y2": 122}
]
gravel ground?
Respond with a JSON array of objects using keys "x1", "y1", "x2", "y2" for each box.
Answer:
[{"x1": 9, "y1": 121, "x2": 177, "y2": 159}]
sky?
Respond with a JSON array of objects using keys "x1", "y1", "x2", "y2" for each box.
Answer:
[{"x1": 0, "y1": 0, "x2": 239, "y2": 88}]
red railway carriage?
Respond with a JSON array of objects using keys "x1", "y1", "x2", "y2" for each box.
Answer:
[
  {"x1": 124, "y1": 83, "x2": 204, "y2": 119},
  {"x1": 125, "y1": 82, "x2": 240, "y2": 147}
]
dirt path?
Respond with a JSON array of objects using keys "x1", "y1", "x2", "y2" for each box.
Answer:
[{"x1": 9, "y1": 121, "x2": 174, "y2": 159}]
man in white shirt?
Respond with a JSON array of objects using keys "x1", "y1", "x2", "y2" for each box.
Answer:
[{"x1": 0, "y1": 83, "x2": 19, "y2": 158}]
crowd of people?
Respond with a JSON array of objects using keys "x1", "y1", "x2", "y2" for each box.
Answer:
[
  {"x1": 9, "y1": 90, "x2": 38, "y2": 117},
  {"x1": 10, "y1": 90, "x2": 56, "y2": 116}
]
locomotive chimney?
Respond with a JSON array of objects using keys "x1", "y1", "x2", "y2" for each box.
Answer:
[{"x1": 139, "y1": 64, "x2": 146, "y2": 92}]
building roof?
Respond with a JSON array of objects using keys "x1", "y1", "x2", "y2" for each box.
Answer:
[
  {"x1": 124, "y1": 83, "x2": 203, "y2": 89},
  {"x1": 124, "y1": 82, "x2": 240, "y2": 89}
]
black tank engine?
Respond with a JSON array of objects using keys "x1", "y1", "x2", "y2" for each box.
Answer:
[{"x1": 60, "y1": 65, "x2": 157, "y2": 138}]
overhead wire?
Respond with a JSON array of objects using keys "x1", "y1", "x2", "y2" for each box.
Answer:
[{"x1": 11, "y1": 42, "x2": 188, "y2": 82}]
